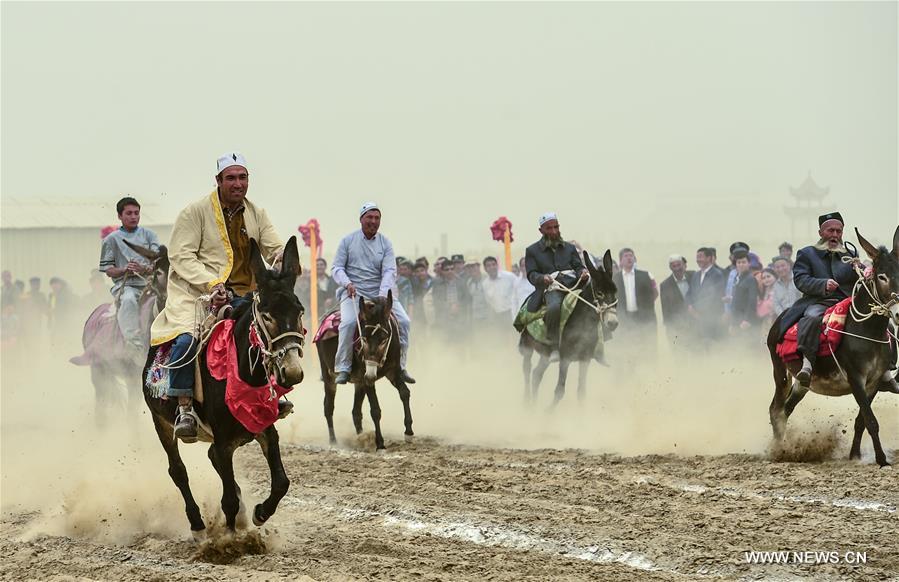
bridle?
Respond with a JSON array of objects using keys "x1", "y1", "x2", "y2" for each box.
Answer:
[
  {"x1": 841, "y1": 257, "x2": 899, "y2": 324},
  {"x1": 352, "y1": 298, "x2": 395, "y2": 368},
  {"x1": 248, "y1": 291, "x2": 306, "y2": 381}
]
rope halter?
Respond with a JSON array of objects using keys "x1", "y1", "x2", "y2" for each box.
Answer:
[{"x1": 249, "y1": 291, "x2": 306, "y2": 389}]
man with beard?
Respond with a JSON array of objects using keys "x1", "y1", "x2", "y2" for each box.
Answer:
[
  {"x1": 524, "y1": 213, "x2": 587, "y2": 346},
  {"x1": 779, "y1": 213, "x2": 863, "y2": 386}
]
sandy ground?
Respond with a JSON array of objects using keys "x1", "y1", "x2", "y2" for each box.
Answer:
[{"x1": 2, "y1": 328, "x2": 897, "y2": 581}]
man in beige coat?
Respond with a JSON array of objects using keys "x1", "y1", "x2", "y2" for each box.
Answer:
[{"x1": 151, "y1": 152, "x2": 283, "y2": 441}]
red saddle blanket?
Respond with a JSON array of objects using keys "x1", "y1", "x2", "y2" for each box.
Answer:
[
  {"x1": 313, "y1": 310, "x2": 341, "y2": 343},
  {"x1": 776, "y1": 298, "x2": 851, "y2": 363},
  {"x1": 207, "y1": 320, "x2": 292, "y2": 434}
]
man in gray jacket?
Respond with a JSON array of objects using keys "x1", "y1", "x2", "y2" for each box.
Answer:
[{"x1": 524, "y1": 212, "x2": 587, "y2": 345}]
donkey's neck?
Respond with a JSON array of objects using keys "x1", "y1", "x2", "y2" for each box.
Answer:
[
  {"x1": 233, "y1": 308, "x2": 271, "y2": 387},
  {"x1": 845, "y1": 285, "x2": 890, "y2": 338}
]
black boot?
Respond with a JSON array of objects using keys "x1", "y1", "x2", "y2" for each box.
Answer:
[
  {"x1": 174, "y1": 409, "x2": 198, "y2": 443},
  {"x1": 796, "y1": 356, "x2": 813, "y2": 387}
]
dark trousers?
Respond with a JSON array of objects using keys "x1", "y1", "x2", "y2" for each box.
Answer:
[
  {"x1": 796, "y1": 302, "x2": 834, "y2": 365},
  {"x1": 545, "y1": 290, "x2": 565, "y2": 343}
]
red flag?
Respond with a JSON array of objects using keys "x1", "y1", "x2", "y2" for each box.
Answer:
[
  {"x1": 298, "y1": 219, "x2": 323, "y2": 255},
  {"x1": 490, "y1": 216, "x2": 513, "y2": 242}
]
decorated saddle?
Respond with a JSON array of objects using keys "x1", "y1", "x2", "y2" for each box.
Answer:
[
  {"x1": 513, "y1": 290, "x2": 605, "y2": 348},
  {"x1": 144, "y1": 320, "x2": 292, "y2": 435},
  {"x1": 775, "y1": 298, "x2": 851, "y2": 363}
]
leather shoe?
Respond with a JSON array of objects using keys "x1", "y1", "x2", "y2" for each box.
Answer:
[
  {"x1": 400, "y1": 369, "x2": 416, "y2": 384},
  {"x1": 335, "y1": 371, "x2": 350, "y2": 385},
  {"x1": 174, "y1": 412, "x2": 198, "y2": 443}
]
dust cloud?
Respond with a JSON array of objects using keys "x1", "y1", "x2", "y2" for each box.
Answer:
[{"x1": 1, "y1": 254, "x2": 897, "y2": 546}]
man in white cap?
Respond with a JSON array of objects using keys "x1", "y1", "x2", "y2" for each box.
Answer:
[
  {"x1": 150, "y1": 152, "x2": 284, "y2": 441},
  {"x1": 331, "y1": 202, "x2": 414, "y2": 385},
  {"x1": 523, "y1": 212, "x2": 587, "y2": 346}
]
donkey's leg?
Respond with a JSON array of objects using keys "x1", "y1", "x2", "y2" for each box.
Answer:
[
  {"x1": 210, "y1": 442, "x2": 242, "y2": 530},
  {"x1": 391, "y1": 379, "x2": 414, "y2": 441},
  {"x1": 850, "y1": 391, "x2": 877, "y2": 461},
  {"x1": 253, "y1": 426, "x2": 290, "y2": 526},
  {"x1": 576, "y1": 360, "x2": 589, "y2": 403},
  {"x1": 522, "y1": 349, "x2": 533, "y2": 403},
  {"x1": 151, "y1": 413, "x2": 206, "y2": 537},
  {"x1": 849, "y1": 376, "x2": 889, "y2": 467},
  {"x1": 768, "y1": 359, "x2": 792, "y2": 440},
  {"x1": 352, "y1": 384, "x2": 366, "y2": 435},
  {"x1": 207, "y1": 445, "x2": 247, "y2": 528},
  {"x1": 783, "y1": 383, "x2": 808, "y2": 419},
  {"x1": 365, "y1": 385, "x2": 386, "y2": 451},
  {"x1": 531, "y1": 354, "x2": 551, "y2": 402},
  {"x1": 92, "y1": 364, "x2": 119, "y2": 428},
  {"x1": 550, "y1": 359, "x2": 572, "y2": 408},
  {"x1": 323, "y1": 381, "x2": 338, "y2": 445}
]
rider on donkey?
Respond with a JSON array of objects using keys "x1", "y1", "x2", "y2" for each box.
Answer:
[
  {"x1": 99, "y1": 196, "x2": 161, "y2": 365},
  {"x1": 150, "y1": 153, "x2": 284, "y2": 441},
  {"x1": 332, "y1": 202, "x2": 415, "y2": 385},
  {"x1": 779, "y1": 211, "x2": 899, "y2": 392},
  {"x1": 524, "y1": 212, "x2": 588, "y2": 348}
]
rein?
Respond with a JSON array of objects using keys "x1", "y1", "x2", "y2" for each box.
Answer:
[
  {"x1": 821, "y1": 257, "x2": 898, "y2": 380},
  {"x1": 549, "y1": 277, "x2": 618, "y2": 317}
]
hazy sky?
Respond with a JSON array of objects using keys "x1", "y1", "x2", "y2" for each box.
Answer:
[{"x1": 3, "y1": 1, "x2": 897, "y2": 260}]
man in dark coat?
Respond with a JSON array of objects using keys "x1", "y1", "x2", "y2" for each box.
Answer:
[
  {"x1": 778, "y1": 212, "x2": 859, "y2": 386},
  {"x1": 686, "y1": 247, "x2": 726, "y2": 341},
  {"x1": 660, "y1": 254, "x2": 694, "y2": 341},
  {"x1": 524, "y1": 212, "x2": 587, "y2": 344},
  {"x1": 613, "y1": 247, "x2": 658, "y2": 330}
]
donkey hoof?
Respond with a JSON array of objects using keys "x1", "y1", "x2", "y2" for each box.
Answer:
[
  {"x1": 404, "y1": 434, "x2": 414, "y2": 443},
  {"x1": 252, "y1": 504, "x2": 268, "y2": 527},
  {"x1": 191, "y1": 528, "x2": 208, "y2": 543}
]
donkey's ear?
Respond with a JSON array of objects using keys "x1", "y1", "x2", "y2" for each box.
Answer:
[
  {"x1": 358, "y1": 295, "x2": 366, "y2": 318},
  {"x1": 385, "y1": 289, "x2": 393, "y2": 313},
  {"x1": 602, "y1": 249, "x2": 614, "y2": 274},
  {"x1": 250, "y1": 238, "x2": 268, "y2": 283},
  {"x1": 281, "y1": 236, "x2": 301, "y2": 280},
  {"x1": 855, "y1": 228, "x2": 880, "y2": 261},
  {"x1": 892, "y1": 225, "x2": 899, "y2": 259},
  {"x1": 582, "y1": 250, "x2": 596, "y2": 276},
  {"x1": 123, "y1": 239, "x2": 159, "y2": 261}
]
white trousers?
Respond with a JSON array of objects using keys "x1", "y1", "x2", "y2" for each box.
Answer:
[{"x1": 335, "y1": 296, "x2": 410, "y2": 373}]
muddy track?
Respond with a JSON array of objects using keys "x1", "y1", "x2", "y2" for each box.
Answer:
[{"x1": 3, "y1": 437, "x2": 896, "y2": 582}]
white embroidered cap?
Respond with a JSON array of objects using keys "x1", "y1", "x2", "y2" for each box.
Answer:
[
  {"x1": 359, "y1": 201, "x2": 380, "y2": 218},
  {"x1": 216, "y1": 152, "x2": 249, "y2": 175},
  {"x1": 538, "y1": 212, "x2": 558, "y2": 227}
]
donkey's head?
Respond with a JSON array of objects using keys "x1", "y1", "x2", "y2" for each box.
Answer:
[
  {"x1": 357, "y1": 290, "x2": 395, "y2": 382},
  {"x1": 250, "y1": 236, "x2": 305, "y2": 386},
  {"x1": 123, "y1": 240, "x2": 170, "y2": 312},
  {"x1": 856, "y1": 226, "x2": 899, "y2": 326},
  {"x1": 583, "y1": 250, "x2": 619, "y2": 332}
]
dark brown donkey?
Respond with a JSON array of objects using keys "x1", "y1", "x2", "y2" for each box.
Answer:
[
  {"x1": 143, "y1": 237, "x2": 305, "y2": 538},
  {"x1": 317, "y1": 290, "x2": 413, "y2": 451},
  {"x1": 767, "y1": 227, "x2": 899, "y2": 467}
]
